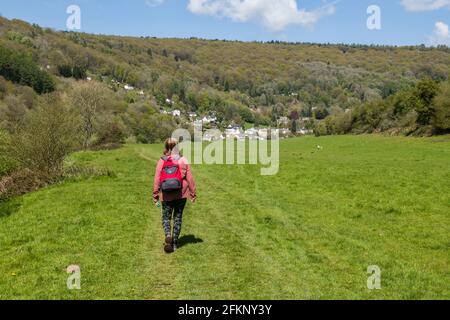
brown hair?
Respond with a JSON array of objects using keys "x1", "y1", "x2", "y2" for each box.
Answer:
[{"x1": 164, "y1": 138, "x2": 179, "y2": 156}]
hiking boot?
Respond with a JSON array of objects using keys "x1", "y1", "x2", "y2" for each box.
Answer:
[{"x1": 164, "y1": 236, "x2": 174, "y2": 254}]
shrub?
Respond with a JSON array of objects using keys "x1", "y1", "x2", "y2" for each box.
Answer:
[
  {"x1": 314, "y1": 121, "x2": 328, "y2": 136},
  {"x1": 0, "y1": 168, "x2": 47, "y2": 201},
  {"x1": 0, "y1": 131, "x2": 17, "y2": 177},
  {"x1": 6, "y1": 94, "x2": 80, "y2": 179},
  {"x1": 96, "y1": 117, "x2": 126, "y2": 146},
  {"x1": 132, "y1": 114, "x2": 177, "y2": 144}
]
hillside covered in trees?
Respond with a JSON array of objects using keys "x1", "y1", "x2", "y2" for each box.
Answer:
[
  {"x1": 1, "y1": 16, "x2": 450, "y2": 199},
  {"x1": 1, "y1": 16, "x2": 450, "y2": 137}
]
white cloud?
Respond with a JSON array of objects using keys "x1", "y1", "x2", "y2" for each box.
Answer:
[
  {"x1": 145, "y1": 0, "x2": 165, "y2": 7},
  {"x1": 430, "y1": 21, "x2": 450, "y2": 45},
  {"x1": 401, "y1": 0, "x2": 450, "y2": 12},
  {"x1": 187, "y1": 0, "x2": 337, "y2": 32},
  {"x1": 435, "y1": 21, "x2": 450, "y2": 37}
]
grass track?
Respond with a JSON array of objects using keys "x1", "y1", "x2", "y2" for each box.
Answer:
[{"x1": 0, "y1": 135, "x2": 449, "y2": 299}]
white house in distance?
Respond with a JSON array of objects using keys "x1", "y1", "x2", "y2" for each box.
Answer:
[
  {"x1": 124, "y1": 84, "x2": 134, "y2": 91},
  {"x1": 188, "y1": 112, "x2": 198, "y2": 120},
  {"x1": 297, "y1": 128, "x2": 313, "y2": 135},
  {"x1": 202, "y1": 115, "x2": 217, "y2": 124},
  {"x1": 225, "y1": 125, "x2": 244, "y2": 140},
  {"x1": 203, "y1": 131, "x2": 223, "y2": 142},
  {"x1": 165, "y1": 98, "x2": 174, "y2": 105},
  {"x1": 257, "y1": 128, "x2": 269, "y2": 140},
  {"x1": 172, "y1": 109, "x2": 181, "y2": 117},
  {"x1": 280, "y1": 128, "x2": 291, "y2": 136},
  {"x1": 277, "y1": 116, "x2": 289, "y2": 127},
  {"x1": 193, "y1": 120, "x2": 203, "y2": 130},
  {"x1": 245, "y1": 128, "x2": 259, "y2": 140}
]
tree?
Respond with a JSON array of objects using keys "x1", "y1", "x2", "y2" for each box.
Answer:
[
  {"x1": 392, "y1": 90, "x2": 419, "y2": 116},
  {"x1": 414, "y1": 78, "x2": 439, "y2": 125},
  {"x1": 72, "y1": 65, "x2": 87, "y2": 80},
  {"x1": 433, "y1": 82, "x2": 450, "y2": 132},
  {"x1": 289, "y1": 110, "x2": 300, "y2": 121},
  {"x1": 58, "y1": 64, "x2": 73, "y2": 78},
  {"x1": 0, "y1": 95, "x2": 28, "y2": 133},
  {"x1": 69, "y1": 82, "x2": 110, "y2": 148},
  {"x1": 128, "y1": 112, "x2": 176, "y2": 144},
  {"x1": 239, "y1": 105, "x2": 254, "y2": 123},
  {"x1": 313, "y1": 106, "x2": 329, "y2": 120},
  {"x1": 272, "y1": 103, "x2": 286, "y2": 122}
]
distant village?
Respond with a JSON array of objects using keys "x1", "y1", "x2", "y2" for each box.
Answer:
[
  {"x1": 162, "y1": 99, "x2": 313, "y2": 141},
  {"x1": 112, "y1": 80, "x2": 313, "y2": 141}
]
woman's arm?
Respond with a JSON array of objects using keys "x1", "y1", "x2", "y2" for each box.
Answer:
[
  {"x1": 153, "y1": 159, "x2": 163, "y2": 203},
  {"x1": 185, "y1": 164, "x2": 197, "y2": 201}
]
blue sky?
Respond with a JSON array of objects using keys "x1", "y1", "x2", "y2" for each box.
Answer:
[{"x1": 1, "y1": 0, "x2": 450, "y2": 46}]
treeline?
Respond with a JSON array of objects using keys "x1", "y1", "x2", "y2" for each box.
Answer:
[
  {"x1": 315, "y1": 78, "x2": 450, "y2": 136},
  {"x1": 2, "y1": 16, "x2": 450, "y2": 117},
  {"x1": 0, "y1": 16, "x2": 449, "y2": 141}
]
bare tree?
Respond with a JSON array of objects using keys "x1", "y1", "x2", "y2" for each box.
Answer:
[{"x1": 69, "y1": 82, "x2": 109, "y2": 149}]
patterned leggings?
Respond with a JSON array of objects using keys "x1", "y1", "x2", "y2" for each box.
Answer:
[{"x1": 162, "y1": 199, "x2": 187, "y2": 241}]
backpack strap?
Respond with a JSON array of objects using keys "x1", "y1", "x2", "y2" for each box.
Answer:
[{"x1": 161, "y1": 155, "x2": 181, "y2": 161}]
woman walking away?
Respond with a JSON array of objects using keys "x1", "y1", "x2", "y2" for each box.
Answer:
[{"x1": 153, "y1": 138, "x2": 197, "y2": 254}]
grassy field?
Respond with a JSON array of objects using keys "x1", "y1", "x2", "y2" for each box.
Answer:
[{"x1": 0, "y1": 135, "x2": 449, "y2": 300}]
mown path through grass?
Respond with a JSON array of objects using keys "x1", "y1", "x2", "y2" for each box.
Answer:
[{"x1": 0, "y1": 135, "x2": 449, "y2": 299}]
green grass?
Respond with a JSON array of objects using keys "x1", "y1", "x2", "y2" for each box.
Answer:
[{"x1": 0, "y1": 135, "x2": 449, "y2": 299}]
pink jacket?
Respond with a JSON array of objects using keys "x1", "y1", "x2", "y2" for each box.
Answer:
[{"x1": 153, "y1": 156, "x2": 197, "y2": 203}]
